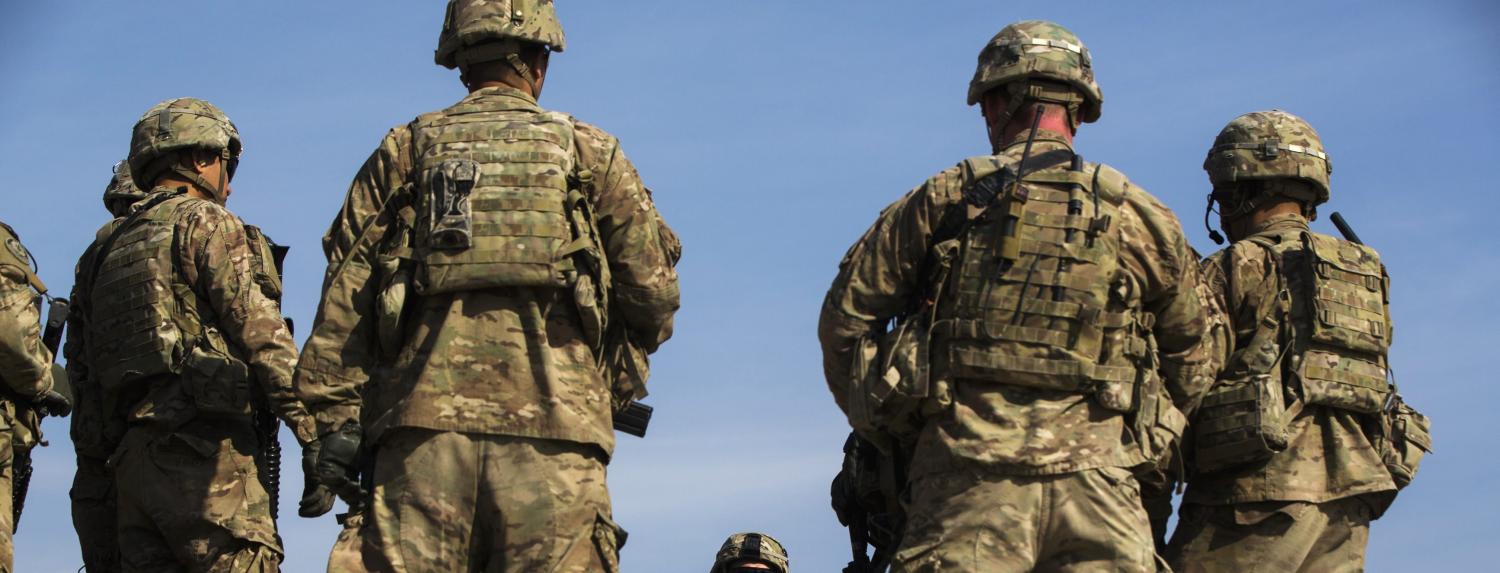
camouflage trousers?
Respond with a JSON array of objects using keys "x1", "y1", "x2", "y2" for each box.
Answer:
[
  {"x1": 893, "y1": 467, "x2": 1160, "y2": 573},
  {"x1": 0, "y1": 414, "x2": 14, "y2": 573},
  {"x1": 71, "y1": 454, "x2": 122, "y2": 573},
  {"x1": 112, "y1": 420, "x2": 282, "y2": 573},
  {"x1": 326, "y1": 429, "x2": 624, "y2": 573},
  {"x1": 1166, "y1": 496, "x2": 1378, "y2": 573}
]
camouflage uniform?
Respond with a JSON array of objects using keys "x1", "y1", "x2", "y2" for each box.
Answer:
[
  {"x1": 710, "y1": 532, "x2": 790, "y2": 573},
  {"x1": 65, "y1": 161, "x2": 145, "y2": 573},
  {"x1": 69, "y1": 98, "x2": 316, "y2": 573},
  {"x1": 0, "y1": 221, "x2": 56, "y2": 573},
  {"x1": 819, "y1": 21, "x2": 1219, "y2": 573},
  {"x1": 1167, "y1": 111, "x2": 1431, "y2": 573},
  {"x1": 295, "y1": 2, "x2": 679, "y2": 571}
]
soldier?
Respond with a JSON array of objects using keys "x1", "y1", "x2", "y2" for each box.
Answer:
[
  {"x1": 0, "y1": 219, "x2": 69, "y2": 572},
  {"x1": 69, "y1": 97, "x2": 316, "y2": 572},
  {"x1": 818, "y1": 20, "x2": 1220, "y2": 572},
  {"x1": 294, "y1": 1, "x2": 680, "y2": 571},
  {"x1": 1167, "y1": 110, "x2": 1431, "y2": 572},
  {"x1": 65, "y1": 161, "x2": 148, "y2": 573},
  {"x1": 710, "y1": 533, "x2": 790, "y2": 573}
]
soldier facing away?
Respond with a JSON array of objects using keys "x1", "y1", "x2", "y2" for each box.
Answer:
[
  {"x1": 711, "y1": 532, "x2": 791, "y2": 573},
  {"x1": 64, "y1": 161, "x2": 147, "y2": 573},
  {"x1": 818, "y1": 20, "x2": 1221, "y2": 572},
  {"x1": 1166, "y1": 110, "x2": 1432, "y2": 572},
  {"x1": 67, "y1": 97, "x2": 316, "y2": 572},
  {"x1": 294, "y1": 1, "x2": 681, "y2": 571},
  {"x1": 0, "y1": 219, "x2": 70, "y2": 573}
]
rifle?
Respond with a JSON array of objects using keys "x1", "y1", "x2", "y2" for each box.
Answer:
[
  {"x1": 613, "y1": 402, "x2": 652, "y2": 438},
  {"x1": 255, "y1": 240, "x2": 291, "y2": 520},
  {"x1": 14, "y1": 296, "x2": 69, "y2": 532},
  {"x1": 833, "y1": 433, "x2": 901, "y2": 573}
]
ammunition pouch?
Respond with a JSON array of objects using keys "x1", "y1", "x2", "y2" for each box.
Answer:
[
  {"x1": 847, "y1": 312, "x2": 936, "y2": 444},
  {"x1": 1380, "y1": 396, "x2": 1431, "y2": 490},
  {"x1": 376, "y1": 253, "x2": 411, "y2": 359},
  {"x1": 179, "y1": 332, "x2": 251, "y2": 418},
  {"x1": 1192, "y1": 374, "x2": 1291, "y2": 474}
]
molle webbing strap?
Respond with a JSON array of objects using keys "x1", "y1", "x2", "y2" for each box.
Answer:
[
  {"x1": 82, "y1": 192, "x2": 177, "y2": 307},
  {"x1": 742, "y1": 534, "x2": 763, "y2": 560}
]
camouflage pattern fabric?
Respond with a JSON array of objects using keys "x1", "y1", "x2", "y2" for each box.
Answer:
[
  {"x1": 819, "y1": 131, "x2": 1219, "y2": 478},
  {"x1": 1171, "y1": 214, "x2": 1396, "y2": 570},
  {"x1": 112, "y1": 421, "x2": 281, "y2": 573},
  {"x1": 1204, "y1": 110, "x2": 1332, "y2": 205},
  {"x1": 324, "y1": 430, "x2": 620, "y2": 573},
  {"x1": 294, "y1": 86, "x2": 680, "y2": 454},
  {"x1": 104, "y1": 160, "x2": 147, "y2": 218},
  {"x1": 711, "y1": 532, "x2": 790, "y2": 573},
  {"x1": 967, "y1": 20, "x2": 1102, "y2": 123},
  {"x1": 0, "y1": 221, "x2": 52, "y2": 573},
  {"x1": 71, "y1": 454, "x2": 122, "y2": 573},
  {"x1": 894, "y1": 467, "x2": 1159, "y2": 572},
  {"x1": 1167, "y1": 496, "x2": 1376, "y2": 573},
  {"x1": 435, "y1": 0, "x2": 567, "y2": 69}
]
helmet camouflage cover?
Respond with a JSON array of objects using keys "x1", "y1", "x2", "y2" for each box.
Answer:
[
  {"x1": 127, "y1": 97, "x2": 241, "y2": 188},
  {"x1": 435, "y1": 0, "x2": 566, "y2": 70},
  {"x1": 968, "y1": 20, "x2": 1103, "y2": 123},
  {"x1": 103, "y1": 160, "x2": 145, "y2": 217},
  {"x1": 1204, "y1": 109, "x2": 1332, "y2": 205},
  {"x1": 710, "y1": 532, "x2": 789, "y2": 573}
]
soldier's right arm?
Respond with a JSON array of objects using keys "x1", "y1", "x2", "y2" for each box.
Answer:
[
  {"x1": 817, "y1": 166, "x2": 964, "y2": 414},
  {"x1": 0, "y1": 243, "x2": 52, "y2": 399},
  {"x1": 294, "y1": 127, "x2": 413, "y2": 436}
]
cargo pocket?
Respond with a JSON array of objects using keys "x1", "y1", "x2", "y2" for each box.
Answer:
[
  {"x1": 1383, "y1": 399, "x2": 1432, "y2": 489},
  {"x1": 179, "y1": 342, "x2": 252, "y2": 418},
  {"x1": 592, "y1": 510, "x2": 627, "y2": 573}
]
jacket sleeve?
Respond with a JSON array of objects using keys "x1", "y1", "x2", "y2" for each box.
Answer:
[
  {"x1": 575, "y1": 122, "x2": 680, "y2": 352},
  {"x1": 1117, "y1": 189, "x2": 1225, "y2": 419},
  {"x1": 817, "y1": 166, "x2": 962, "y2": 414},
  {"x1": 0, "y1": 262, "x2": 51, "y2": 399},
  {"x1": 180, "y1": 202, "x2": 316, "y2": 443},
  {"x1": 294, "y1": 127, "x2": 412, "y2": 437}
]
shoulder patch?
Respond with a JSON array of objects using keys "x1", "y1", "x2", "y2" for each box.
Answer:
[
  {"x1": 1090, "y1": 163, "x2": 1131, "y2": 205},
  {"x1": 5, "y1": 236, "x2": 29, "y2": 264}
]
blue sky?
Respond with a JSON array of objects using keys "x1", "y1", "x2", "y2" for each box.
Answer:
[{"x1": 2, "y1": 1, "x2": 1496, "y2": 571}]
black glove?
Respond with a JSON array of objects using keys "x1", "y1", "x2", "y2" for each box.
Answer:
[
  {"x1": 36, "y1": 364, "x2": 72, "y2": 417},
  {"x1": 316, "y1": 421, "x2": 365, "y2": 500},
  {"x1": 298, "y1": 440, "x2": 336, "y2": 518}
]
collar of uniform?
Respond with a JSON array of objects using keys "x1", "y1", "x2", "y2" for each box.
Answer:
[
  {"x1": 1249, "y1": 212, "x2": 1309, "y2": 238},
  {"x1": 999, "y1": 128, "x2": 1074, "y2": 156},
  {"x1": 462, "y1": 85, "x2": 540, "y2": 110}
]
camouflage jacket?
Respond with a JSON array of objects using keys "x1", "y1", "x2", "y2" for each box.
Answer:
[
  {"x1": 1185, "y1": 214, "x2": 1395, "y2": 504},
  {"x1": 68, "y1": 189, "x2": 315, "y2": 444},
  {"x1": 819, "y1": 132, "x2": 1220, "y2": 477},
  {"x1": 0, "y1": 221, "x2": 53, "y2": 401},
  {"x1": 294, "y1": 87, "x2": 680, "y2": 455}
]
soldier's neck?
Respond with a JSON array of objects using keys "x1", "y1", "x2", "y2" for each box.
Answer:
[
  {"x1": 155, "y1": 178, "x2": 216, "y2": 203},
  {"x1": 998, "y1": 106, "x2": 1075, "y2": 149}
]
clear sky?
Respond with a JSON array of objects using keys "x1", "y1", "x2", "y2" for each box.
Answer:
[{"x1": 2, "y1": 1, "x2": 1496, "y2": 571}]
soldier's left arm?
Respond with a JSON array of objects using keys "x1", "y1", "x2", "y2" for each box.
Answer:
[
  {"x1": 817, "y1": 167, "x2": 962, "y2": 414},
  {"x1": 1118, "y1": 189, "x2": 1225, "y2": 418},
  {"x1": 578, "y1": 123, "x2": 680, "y2": 351},
  {"x1": 0, "y1": 264, "x2": 51, "y2": 399},
  {"x1": 181, "y1": 203, "x2": 316, "y2": 444}
]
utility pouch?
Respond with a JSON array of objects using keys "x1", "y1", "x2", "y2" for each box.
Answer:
[
  {"x1": 1192, "y1": 374, "x2": 1291, "y2": 474},
  {"x1": 1382, "y1": 397, "x2": 1431, "y2": 489},
  {"x1": 375, "y1": 254, "x2": 411, "y2": 358},
  {"x1": 426, "y1": 158, "x2": 479, "y2": 250},
  {"x1": 848, "y1": 314, "x2": 932, "y2": 442},
  {"x1": 179, "y1": 334, "x2": 251, "y2": 418}
]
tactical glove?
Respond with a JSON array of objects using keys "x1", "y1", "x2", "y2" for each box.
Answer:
[
  {"x1": 298, "y1": 439, "x2": 336, "y2": 518},
  {"x1": 315, "y1": 421, "x2": 365, "y2": 500},
  {"x1": 37, "y1": 364, "x2": 72, "y2": 417}
]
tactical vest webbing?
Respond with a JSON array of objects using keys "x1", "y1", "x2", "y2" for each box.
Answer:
[
  {"x1": 86, "y1": 195, "x2": 203, "y2": 390},
  {"x1": 409, "y1": 102, "x2": 578, "y2": 295},
  {"x1": 935, "y1": 158, "x2": 1147, "y2": 407},
  {"x1": 1259, "y1": 231, "x2": 1393, "y2": 413}
]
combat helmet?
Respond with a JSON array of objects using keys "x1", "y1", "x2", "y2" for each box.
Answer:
[
  {"x1": 127, "y1": 98, "x2": 241, "y2": 200},
  {"x1": 1204, "y1": 109, "x2": 1332, "y2": 205},
  {"x1": 710, "y1": 532, "x2": 789, "y2": 573},
  {"x1": 435, "y1": 0, "x2": 566, "y2": 71},
  {"x1": 103, "y1": 160, "x2": 146, "y2": 217},
  {"x1": 968, "y1": 20, "x2": 1103, "y2": 126}
]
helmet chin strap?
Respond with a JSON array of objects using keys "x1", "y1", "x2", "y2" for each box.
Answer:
[{"x1": 167, "y1": 157, "x2": 225, "y2": 204}]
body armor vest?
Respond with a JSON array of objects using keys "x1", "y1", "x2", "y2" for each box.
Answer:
[
  {"x1": 86, "y1": 195, "x2": 201, "y2": 391},
  {"x1": 1193, "y1": 226, "x2": 1394, "y2": 473},
  {"x1": 409, "y1": 101, "x2": 579, "y2": 295},
  {"x1": 1263, "y1": 230, "x2": 1392, "y2": 413},
  {"x1": 935, "y1": 155, "x2": 1149, "y2": 410}
]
